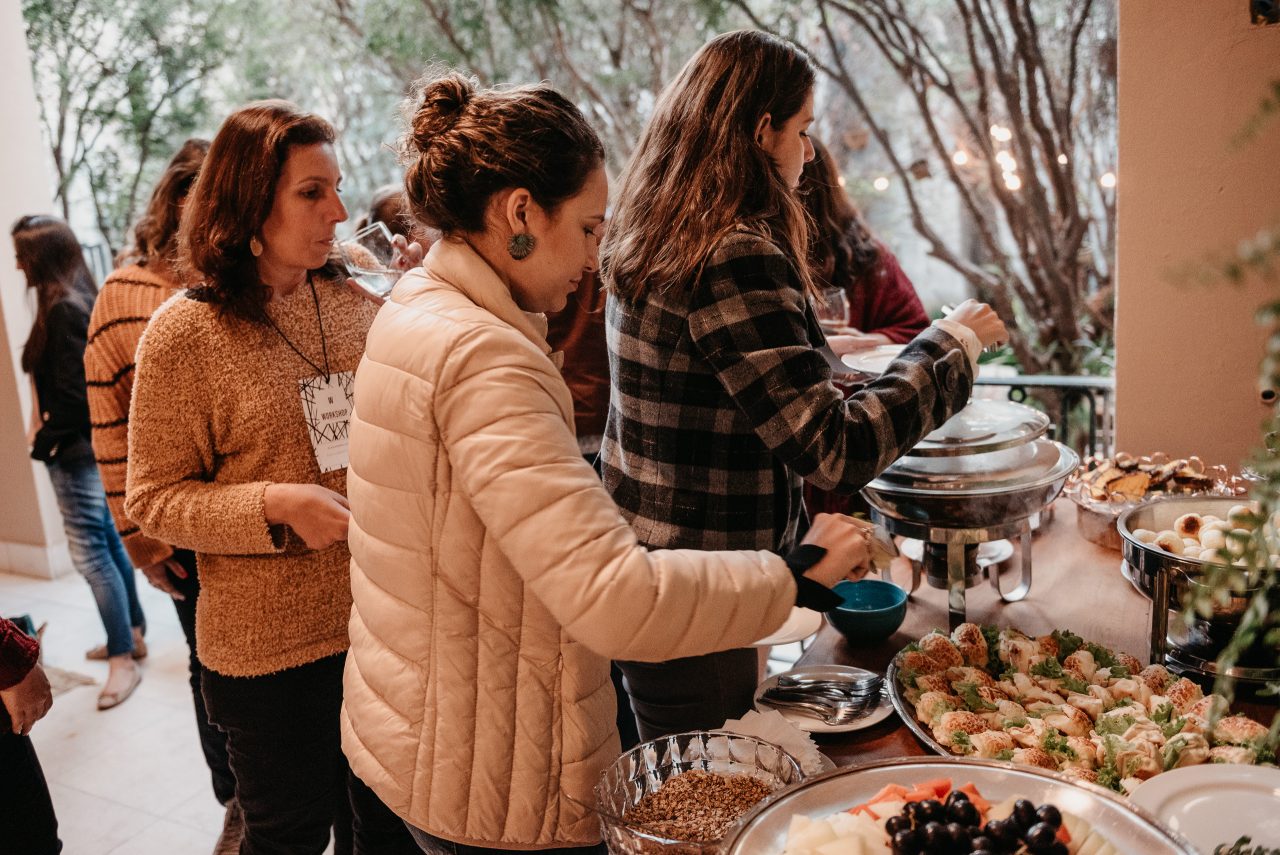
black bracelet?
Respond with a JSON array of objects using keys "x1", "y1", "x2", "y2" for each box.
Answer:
[{"x1": 784, "y1": 544, "x2": 844, "y2": 612}]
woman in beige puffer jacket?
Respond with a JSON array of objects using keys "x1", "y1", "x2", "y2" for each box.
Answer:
[{"x1": 340, "y1": 73, "x2": 871, "y2": 854}]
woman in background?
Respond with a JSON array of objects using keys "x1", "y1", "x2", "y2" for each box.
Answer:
[
  {"x1": 801, "y1": 137, "x2": 929, "y2": 350},
  {"x1": 14, "y1": 214, "x2": 145, "y2": 711},
  {"x1": 600, "y1": 30, "x2": 1006, "y2": 740},
  {"x1": 84, "y1": 137, "x2": 242, "y2": 849}
]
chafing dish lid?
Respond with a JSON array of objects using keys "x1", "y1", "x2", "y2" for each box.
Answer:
[
  {"x1": 870, "y1": 438, "x2": 1072, "y2": 494},
  {"x1": 906, "y1": 399, "x2": 1049, "y2": 457}
]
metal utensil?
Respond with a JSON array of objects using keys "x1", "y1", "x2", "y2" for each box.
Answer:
[
  {"x1": 776, "y1": 675, "x2": 883, "y2": 695},
  {"x1": 757, "y1": 695, "x2": 865, "y2": 725}
]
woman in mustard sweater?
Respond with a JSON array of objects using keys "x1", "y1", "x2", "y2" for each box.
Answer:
[{"x1": 126, "y1": 101, "x2": 412, "y2": 855}]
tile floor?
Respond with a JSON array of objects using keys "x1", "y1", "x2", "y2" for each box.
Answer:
[
  {"x1": 0, "y1": 569, "x2": 331, "y2": 855},
  {"x1": 3, "y1": 569, "x2": 805, "y2": 854}
]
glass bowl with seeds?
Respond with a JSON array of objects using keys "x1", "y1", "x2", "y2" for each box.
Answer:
[{"x1": 593, "y1": 731, "x2": 805, "y2": 854}]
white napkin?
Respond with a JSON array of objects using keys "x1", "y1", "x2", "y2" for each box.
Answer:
[{"x1": 719, "y1": 709, "x2": 828, "y2": 776}]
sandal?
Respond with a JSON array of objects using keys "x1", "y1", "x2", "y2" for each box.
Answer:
[
  {"x1": 97, "y1": 667, "x2": 143, "y2": 710},
  {"x1": 86, "y1": 633, "x2": 147, "y2": 661}
]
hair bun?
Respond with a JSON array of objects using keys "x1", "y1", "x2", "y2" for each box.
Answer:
[{"x1": 412, "y1": 73, "x2": 474, "y2": 150}]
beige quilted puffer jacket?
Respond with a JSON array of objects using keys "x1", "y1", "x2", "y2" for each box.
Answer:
[{"x1": 341, "y1": 240, "x2": 797, "y2": 850}]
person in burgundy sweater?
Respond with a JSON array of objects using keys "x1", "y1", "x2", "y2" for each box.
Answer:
[
  {"x1": 0, "y1": 617, "x2": 60, "y2": 853},
  {"x1": 800, "y1": 137, "x2": 929, "y2": 349},
  {"x1": 799, "y1": 138, "x2": 931, "y2": 517}
]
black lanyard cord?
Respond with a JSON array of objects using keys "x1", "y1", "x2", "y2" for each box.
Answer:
[{"x1": 259, "y1": 275, "x2": 332, "y2": 382}]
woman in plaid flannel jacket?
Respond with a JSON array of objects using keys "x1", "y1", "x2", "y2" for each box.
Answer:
[{"x1": 599, "y1": 30, "x2": 1008, "y2": 740}]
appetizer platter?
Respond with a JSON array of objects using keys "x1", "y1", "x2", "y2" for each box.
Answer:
[
  {"x1": 724, "y1": 758, "x2": 1195, "y2": 854},
  {"x1": 887, "y1": 623, "x2": 1276, "y2": 794},
  {"x1": 1065, "y1": 453, "x2": 1246, "y2": 552}
]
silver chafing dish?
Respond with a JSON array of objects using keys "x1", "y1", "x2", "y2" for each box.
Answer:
[
  {"x1": 1117, "y1": 495, "x2": 1279, "y2": 687},
  {"x1": 861, "y1": 399, "x2": 1079, "y2": 629}
]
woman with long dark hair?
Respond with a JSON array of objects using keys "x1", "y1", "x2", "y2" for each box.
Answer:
[
  {"x1": 125, "y1": 101, "x2": 414, "y2": 854},
  {"x1": 800, "y1": 137, "x2": 929, "y2": 349},
  {"x1": 84, "y1": 137, "x2": 242, "y2": 847},
  {"x1": 600, "y1": 30, "x2": 1008, "y2": 739},
  {"x1": 13, "y1": 214, "x2": 145, "y2": 710}
]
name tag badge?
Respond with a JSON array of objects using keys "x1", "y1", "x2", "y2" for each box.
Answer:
[{"x1": 299, "y1": 372, "x2": 354, "y2": 473}]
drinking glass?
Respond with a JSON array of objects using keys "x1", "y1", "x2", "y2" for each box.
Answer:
[
  {"x1": 816, "y1": 288, "x2": 851, "y2": 333},
  {"x1": 337, "y1": 221, "x2": 399, "y2": 297}
]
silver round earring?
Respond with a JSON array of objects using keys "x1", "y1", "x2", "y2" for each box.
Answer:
[
  {"x1": 249, "y1": 236, "x2": 264, "y2": 257},
  {"x1": 507, "y1": 233, "x2": 535, "y2": 260}
]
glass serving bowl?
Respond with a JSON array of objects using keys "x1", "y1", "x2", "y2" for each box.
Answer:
[{"x1": 593, "y1": 730, "x2": 804, "y2": 854}]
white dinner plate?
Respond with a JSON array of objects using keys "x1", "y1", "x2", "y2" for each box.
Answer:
[
  {"x1": 839, "y1": 344, "x2": 906, "y2": 376},
  {"x1": 752, "y1": 607, "x2": 823, "y2": 647},
  {"x1": 1130, "y1": 764, "x2": 1280, "y2": 853},
  {"x1": 753, "y1": 664, "x2": 895, "y2": 734}
]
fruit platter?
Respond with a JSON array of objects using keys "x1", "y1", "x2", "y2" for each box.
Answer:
[{"x1": 723, "y1": 758, "x2": 1194, "y2": 854}]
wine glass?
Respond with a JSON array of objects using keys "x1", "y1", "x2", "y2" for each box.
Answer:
[
  {"x1": 337, "y1": 221, "x2": 399, "y2": 297},
  {"x1": 816, "y1": 288, "x2": 851, "y2": 334}
]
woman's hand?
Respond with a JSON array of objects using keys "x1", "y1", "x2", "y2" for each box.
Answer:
[
  {"x1": 264, "y1": 483, "x2": 351, "y2": 550},
  {"x1": 345, "y1": 234, "x2": 425, "y2": 307},
  {"x1": 798, "y1": 513, "x2": 872, "y2": 588},
  {"x1": 0, "y1": 664, "x2": 53, "y2": 736},
  {"x1": 827, "y1": 331, "x2": 893, "y2": 355},
  {"x1": 140, "y1": 556, "x2": 189, "y2": 600},
  {"x1": 944, "y1": 299, "x2": 1008, "y2": 349}
]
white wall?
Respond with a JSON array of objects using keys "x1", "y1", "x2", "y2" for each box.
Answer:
[
  {"x1": 1115, "y1": 3, "x2": 1280, "y2": 470},
  {"x1": 0, "y1": 2, "x2": 74, "y2": 577}
]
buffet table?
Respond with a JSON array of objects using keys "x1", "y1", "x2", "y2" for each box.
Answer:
[{"x1": 801, "y1": 499, "x2": 1277, "y2": 767}]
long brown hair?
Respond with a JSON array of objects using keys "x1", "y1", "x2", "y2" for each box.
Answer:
[
  {"x1": 117, "y1": 138, "x2": 210, "y2": 270},
  {"x1": 178, "y1": 100, "x2": 338, "y2": 323},
  {"x1": 401, "y1": 72, "x2": 603, "y2": 236},
  {"x1": 602, "y1": 30, "x2": 816, "y2": 300},
  {"x1": 12, "y1": 215, "x2": 98, "y2": 373},
  {"x1": 800, "y1": 137, "x2": 879, "y2": 290}
]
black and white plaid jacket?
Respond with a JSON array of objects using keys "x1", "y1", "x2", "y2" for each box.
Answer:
[{"x1": 599, "y1": 227, "x2": 974, "y2": 554}]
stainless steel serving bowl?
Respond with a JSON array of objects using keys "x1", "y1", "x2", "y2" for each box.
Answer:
[{"x1": 1117, "y1": 495, "x2": 1258, "y2": 612}]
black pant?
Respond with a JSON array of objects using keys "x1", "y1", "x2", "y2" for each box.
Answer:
[
  {"x1": 168, "y1": 548, "x2": 236, "y2": 805},
  {"x1": 202, "y1": 652, "x2": 415, "y2": 855},
  {"x1": 405, "y1": 824, "x2": 607, "y2": 855},
  {"x1": 616, "y1": 647, "x2": 759, "y2": 741},
  {"x1": 0, "y1": 709, "x2": 61, "y2": 854}
]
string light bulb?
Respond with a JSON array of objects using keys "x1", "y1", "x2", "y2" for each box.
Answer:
[
  {"x1": 873, "y1": 176, "x2": 890, "y2": 192},
  {"x1": 952, "y1": 150, "x2": 969, "y2": 166},
  {"x1": 989, "y1": 124, "x2": 1012, "y2": 142},
  {"x1": 996, "y1": 151, "x2": 1016, "y2": 171},
  {"x1": 1057, "y1": 153, "x2": 1069, "y2": 165},
  {"x1": 1003, "y1": 172, "x2": 1022, "y2": 191},
  {"x1": 837, "y1": 175, "x2": 847, "y2": 188},
  {"x1": 1100, "y1": 171, "x2": 1117, "y2": 188}
]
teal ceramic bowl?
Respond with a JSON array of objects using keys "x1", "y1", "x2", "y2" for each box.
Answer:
[{"x1": 825, "y1": 579, "x2": 908, "y2": 644}]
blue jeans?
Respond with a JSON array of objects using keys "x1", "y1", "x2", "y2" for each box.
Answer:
[{"x1": 45, "y1": 457, "x2": 144, "y2": 657}]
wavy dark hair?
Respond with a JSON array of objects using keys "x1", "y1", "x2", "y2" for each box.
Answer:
[
  {"x1": 800, "y1": 137, "x2": 879, "y2": 290},
  {"x1": 12, "y1": 215, "x2": 98, "y2": 373},
  {"x1": 400, "y1": 71, "x2": 604, "y2": 236},
  {"x1": 178, "y1": 100, "x2": 340, "y2": 323},
  {"x1": 603, "y1": 30, "x2": 817, "y2": 300},
  {"x1": 116, "y1": 138, "x2": 210, "y2": 270},
  {"x1": 353, "y1": 184, "x2": 413, "y2": 239}
]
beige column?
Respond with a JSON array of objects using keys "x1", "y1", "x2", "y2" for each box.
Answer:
[
  {"x1": 1116, "y1": 3, "x2": 1280, "y2": 470},
  {"x1": 0, "y1": 2, "x2": 74, "y2": 577}
]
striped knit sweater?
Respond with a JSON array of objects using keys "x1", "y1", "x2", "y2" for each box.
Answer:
[{"x1": 84, "y1": 263, "x2": 181, "y2": 568}]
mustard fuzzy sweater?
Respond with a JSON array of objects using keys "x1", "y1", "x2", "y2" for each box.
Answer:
[{"x1": 126, "y1": 278, "x2": 376, "y2": 677}]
